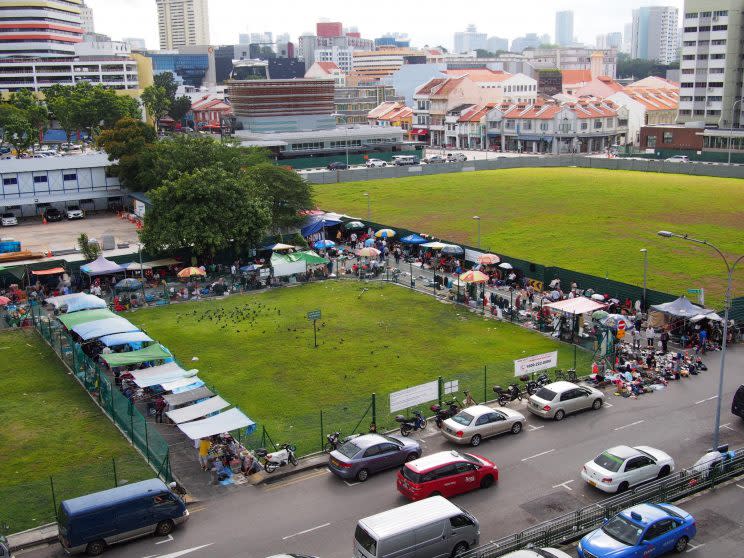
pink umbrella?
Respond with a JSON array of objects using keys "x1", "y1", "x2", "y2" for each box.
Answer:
[
  {"x1": 0, "y1": 296, "x2": 11, "y2": 306},
  {"x1": 477, "y1": 253, "x2": 500, "y2": 265},
  {"x1": 459, "y1": 270, "x2": 489, "y2": 283},
  {"x1": 356, "y1": 247, "x2": 381, "y2": 258}
]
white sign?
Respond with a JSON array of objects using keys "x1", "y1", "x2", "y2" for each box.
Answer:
[
  {"x1": 464, "y1": 249, "x2": 485, "y2": 263},
  {"x1": 443, "y1": 380, "x2": 459, "y2": 395},
  {"x1": 514, "y1": 351, "x2": 558, "y2": 377},
  {"x1": 390, "y1": 380, "x2": 439, "y2": 412},
  {"x1": 133, "y1": 200, "x2": 146, "y2": 217}
]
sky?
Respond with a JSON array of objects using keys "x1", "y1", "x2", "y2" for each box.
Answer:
[{"x1": 87, "y1": 0, "x2": 685, "y2": 51}]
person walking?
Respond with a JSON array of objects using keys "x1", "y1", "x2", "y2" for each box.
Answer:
[
  {"x1": 660, "y1": 329, "x2": 670, "y2": 353},
  {"x1": 646, "y1": 325, "x2": 656, "y2": 348},
  {"x1": 155, "y1": 397, "x2": 166, "y2": 423}
]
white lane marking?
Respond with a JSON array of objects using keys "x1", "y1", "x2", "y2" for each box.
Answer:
[
  {"x1": 552, "y1": 479, "x2": 575, "y2": 491},
  {"x1": 614, "y1": 419, "x2": 645, "y2": 431},
  {"x1": 603, "y1": 402, "x2": 614, "y2": 408},
  {"x1": 344, "y1": 480, "x2": 361, "y2": 487},
  {"x1": 686, "y1": 542, "x2": 705, "y2": 553},
  {"x1": 719, "y1": 423, "x2": 735, "y2": 431},
  {"x1": 736, "y1": 484, "x2": 744, "y2": 490},
  {"x1": 282, "y1": 522, "x2": 331, "y2": 540},
  {"x1": 155, "y1": 534, "x2": 174, "y2": 544},
  {"x1": 527, "y1": 424, "x2": 544, "y2": 431},
  {"x1": 695, "y1": 395, "x2": 718, "y2": 405},
  {"x1": 521, "y1": 449, "x2": 555, "y2": 461},
  {"x1": 142, "y1": 543, "x2": 214, "y2": 558}
]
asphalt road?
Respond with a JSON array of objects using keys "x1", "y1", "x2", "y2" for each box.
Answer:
[{"x1": 19, "y1": 346, "x2": 744, "y2": 558}]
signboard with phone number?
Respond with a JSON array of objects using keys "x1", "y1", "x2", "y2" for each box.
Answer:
[{"x1": 514, "y1": 351, "x2": 558, "y2": 377}]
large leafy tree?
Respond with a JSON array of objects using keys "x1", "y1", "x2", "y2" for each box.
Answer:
[
  {"x1": 141, "y1": 84, "x2": 171, "y2": 131},
  {"x1": 244, "y1": 163, "x2": 313, "y2": 231},
  {"x1": 9, "y1": 89, "x2": 48, "y2": 145},
  {"x1": 96, "y1": 117, "x2": 157, "y2": 186},
  {"x1": 139, "y1": 165, "x2": 271, "y2": 256},
  {"x1": 169, "y1": 95, "x2": 192, "y2": 122},
  {"x1": 2, "y1": 113, "x2": 36, "y2": 157},
  {"x1": 45, "y1": 83, "x2": 80, "y2": 145},
  {"x1": 153, "y1": 72, "x2": 179, "y2": 101}
]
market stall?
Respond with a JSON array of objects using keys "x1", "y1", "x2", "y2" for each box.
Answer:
[
  {"x1": 130, "y1": 363, "x2": 193, "y2": 388},
  {"x1": 163, "y1": 386, "x2": 214, "y2": 409},
  {"x1": 98, "y1": 331, "x2": 154, "y2": 347},
  {"x1": 72, "y1": 316, "x2": 139, "y2": 341},
  {"x1": 100, "y1": 343, "x2": 172, "y2": 366},
  {"x1": 80, "y1": 256, "x2": 125, "y2": 276},
  {"x1": 46, "y1": 293, "x2": 108, "y2": 313},
  {"x1": 177, "y1": 408, "x2": 255, "y2": 440},
  {"x1": 165, "y1": 396, "x2": 230, "y2": 424},
  {"x1": 56, "y1": 308, "x2": 116, "y2": 329}
]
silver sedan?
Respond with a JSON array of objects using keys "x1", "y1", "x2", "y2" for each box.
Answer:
[
  {"x1": 527, "y1": 381, "x2": 605, "y2": 421},
  {"x1": 441, "y1": 405, "x2": 525, "y2": 447}
]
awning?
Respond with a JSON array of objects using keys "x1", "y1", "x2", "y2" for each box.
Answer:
[
  {"x1": 32, "y1": 267, "x2": 65, "y2": 276},
  {"x1": 413, "y1": 129, "x2": 429, "y2": 135},
  {"x1": 72, "y1": 317, "x2": 139, "y2": 341},
  {"x1": 121, "y1": 258, "x2": 180, "y2": 272},
  {"x1": 651, "y1": 296, "x2": 707, "y2": 318},
  {"x1": 160, "y1": 376, "x2": 203, "y2": 392},
  {"x1": 545, "y1": 296, "x2": 607, "y2": 315},
  {"x1": 163, "y1": 386, "x2": 214, "y2": 407},
  {"x1": 177, "y1": 408, "x2": 255, "y2": 440},
  {"x1": 101, "y1": 343, "x2": 172, "y2": 367},
  {"x1": 300, "y1": 216, "x2": 342, "y2": 237},
  {"x1": 99, "y1": 331, "x2": 154, "y2": 347},
  {"x1": 131, "y1": 363, "x2": 192, "y2": 388},
  {"x1": 80, "y1": 255, "x2": 125, "y2": 276},
  {"x1": 166, "y1": 396, "x2": 230, "y2": 424},
  {"x1": 57, "y1": 308, "x2": 116, "y2": 328},
  {"x1": 691, "y1": 312, "x2": 723, "y2": 322},
  {"x1": 47, "y1": 293, "x2": 107, "y2": 313}
]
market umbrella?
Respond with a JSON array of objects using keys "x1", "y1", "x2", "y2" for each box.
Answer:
[
  {"x1": 441, "y1": 244, "x2": 463, "y2": 255},
  {"x1": 592, "y1": 310, "x2": 609, "y2": 320},
  {"x1": 264, "y1": 243, "x2": 295, "y2": 251},
  {"x1": 459, "y1": 270, "x2": 489, "y2": 283},
  {"x1": 375, "y1": 228, "x2": 396, "y2": 238},
  {"x1": 498, "y1": 262, "x2": 513, "y2": 270},
  {"x1": 477, "y1": 253, "x2": 500, "y2": 265},
  {"x1": 591, "y1": 293, "x2": 606, "y2": 301},
  {"x1": 400, "y1": 234, "x2": 427, "y2": 245},
  {"x1": 314, "y1": 239, "x2": 336, "y2": 250},
  {"x1": 177, "y1": 267, "x2": 206, "y2": 278},
  {"x1": 344, "y1": 221, "x2": 366, "y2": 230},
  {"x1": 0, "y1": 295, "x2": 11, "y2": 306},
  {"x1": 115, "y1": 278, "x2": 142, "y2": 292},
  {"x1": 421, "y1": 241, "x2": 447, "y2": 250},
  {"x1": 356, "y1": 247, "x2": 381, "y2": 258},
  {"x1": 364, "y1": 238, "x2": 375, "y2": 247}
]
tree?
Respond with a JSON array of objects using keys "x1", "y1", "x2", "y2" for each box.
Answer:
[
  {"x1": 169, "y1": 95, "x2": 192, "y2": 122},
  {"x1": 77, "y1": 232, "x2": 101, "y2": 260},
  {"x1": 96, "y1": 117, "x2": 157, "y2": 188},
  {"x1": 243, "y1": 164, "x2": 313, "y2": 232},
  {"x1": 9, "y1": 89, "x2": 48, "y2": 146},
  {"x1": 2, "y1": 113, "x2": 35, "y2": 157},
  {"x1": 153, "y1": 72, "x2": 179, "y2": 101},
  {"x1": 141, "y1": 85, "x2": 171, "y2": 131},
  {"x1": 616, "y1": 52, "x2": 677, "y2": 80},
  {"x1": 139, "y1": 166, "x2": 271, "y2": 256}
]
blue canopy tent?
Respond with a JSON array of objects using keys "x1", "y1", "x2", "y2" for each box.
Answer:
[
  {"x1": 72, "y1": 317, "x2": 139, "y2": 341},
  {"x1": 99, "y1": 331, "x2": 154, "y2": 347},
  {"x1": 300, "y1": 216, "x2": 342, "y2": 237},
  {"x1": 401, "y1": 234, "x2": 428, "y2": 245}
]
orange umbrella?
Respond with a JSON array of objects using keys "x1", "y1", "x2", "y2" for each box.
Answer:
[
  {"x1": 459, "y1": 270, "x2": 489, "y2": 283},
  {"x1": 177, "y1": 267, "x2": 206, "y2": 278},
  {"x1": 477, "y1": 253, "x2": 500, "y2": 265}
]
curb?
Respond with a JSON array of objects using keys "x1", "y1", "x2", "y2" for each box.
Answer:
[
  {"x1": 250, "y1": 456, "x2": 329, "y2": 486},
  {"x1": 7, "y1": 523, "x2": 58, "y2": 552}
]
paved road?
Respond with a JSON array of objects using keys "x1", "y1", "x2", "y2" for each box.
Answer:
[{"x1": 20, "y1": 345, "x2": 744, "y2": 558}]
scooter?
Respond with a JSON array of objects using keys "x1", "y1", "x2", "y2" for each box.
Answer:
[
  {"x1": 396, "y1": 410, "x2": 427, "y2": 436},
  {"x1": 255, "y1": 443, "x2": 298, "y2": 473},
  {"x1": 324, "y1": 431, "x2": 342, "y2": 453},
  {"x1": 493, "y1": 383, "x2": 525, "y2": 407},
  {"x1": 521, "y1": 372, "x2": 551, "y2": 396},
  {"x1": 430, "y1": 398, "x2": 460, "y2": 429}
]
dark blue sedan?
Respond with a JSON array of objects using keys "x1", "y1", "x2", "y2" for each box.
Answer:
[
  {"x1": 328, "y1": 433, "x2": 421, "y2": 482},
  {"x1": 578, "y1": 503, "x2": 696, "y2": 558}
]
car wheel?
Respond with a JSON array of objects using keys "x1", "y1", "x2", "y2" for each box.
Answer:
[
  {"x1": 658, "y1": 465, "x2": 671, "y2": 479},
  {"x1": 553, "y1": 409, "x2": 565, "y2": 421},
  {"x1": 470, "y1": 434, "x2": 481, "y2": 447},
  {"x1": 674, "y1": 536, "x2": 689, "y2": 553},
  {"x1": 511, "y1": 422, "x2": 523, "y2": 434},
  {"x1": 617, "y1": 481, "x2": 629, "y2": 493},
  {"x1": 451, "y1": 542, "x2": 469, "y2": 557},
  {"x1": 85, "y1": 540, "x2": 106, "y2": 556},
  {"x1": 405, "y1": 452, "x2": 419, "y2": 462},
  {"x1": 382, "y1": 163, "x2": 387, "y2": 167},
  {"x1": 592, "y1": 398, "x2": 603, "y2": 410},
  {"x1": 155, "y1": 520, "x2": 174, "y2": 536},
  {"x1": 356, "y1": 468, "x2": 369, "y2": 482},
  {"x1": 479, "y1": 475, "x2": 494, "y2": 489}
]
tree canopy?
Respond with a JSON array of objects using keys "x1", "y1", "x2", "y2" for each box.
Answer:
[
  {"x1": 617, "y1": 53, "x2": 679, "y2": 80},
  {"x1": 140, "y1": 85, "x2": 171, "y2": 130},
  {"x1": 243, "y1": 164, "x2": 313, "y2": 231}
]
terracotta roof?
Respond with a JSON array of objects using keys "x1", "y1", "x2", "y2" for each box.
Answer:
[
  {"x1": 430, "y1": 76, "x2": 466, "y2": 98},
  {"x1": 315, "y1": 61, "x2": 341, "y2": 72},
  {"x1": 443, "y1": 68, "x2": 511, "y2": 83},
  {"x1": 572, "y1": 77, "x2": 624, "y2": 98},
  {"x1": 415, "y1": 78, "x2": 447, "y2": 96},
  {"x1": 628, "y1": 76, "x2": 680, "y2": 89},
  {"x1": 561, "y1": 69, "x2": 592, "y2": 85},
  {"x1": 499, "y1": 99, "x2": 620, "y2": 120},
  {"x1": 367, "y1": 101, "x2": 400, "y2": 119},
  {"x1": 622, "y1": 87, "x2": 679, "y2": 111},
  {"x1": 381, "y1": 106, "x2": 412, "y2": 121},
  {"x1": 367, "y1": 101, "x2": 413, "y2": 121},
  {"x1": 458, "y1": 103, "x2": 495, "y2": 122}
]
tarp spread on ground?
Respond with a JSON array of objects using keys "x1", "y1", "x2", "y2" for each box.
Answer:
[
  {"x1": 101, "y1": 343, "x2": 171, "y2": 367},
  {"x1": 80, "y1": 255, "x2": 125, "y2": 276},
  {"x1": 99, "y1": 331, "x2": 154, "y2": 347},
  {"x1": 72, "y1": 316, "x2": 139, "y2": 340},
  {"x1": 57, "y1": 308, "x2": 116, "y2": 328},
  {"x1": 651, "y1": 296, "x2": 708, "y2": 318},
  {"x1": 163, "y1": 386, "x2": 214, "y2": 407},
  {"x1": 177, "y1": 407, "x2": 255, "y2": 440},
  {"x1": 131, "y1": 363, "x2": 193, "y2": 388},
  {"x1": 165, "y1": 396, "x2": 230, "y2": 424},
  {"x1": 545, "y1": 296, "x2": 607, "y2": 315},
  {"x1": 287, "y1": 250, "x2": 330, "y2": 265},
  {"x1": 271, "y1": 253, "x2": 306, "y2": 277},
  {"x1": 46, "y1": 293, "x2": 108, "y2": 313}
]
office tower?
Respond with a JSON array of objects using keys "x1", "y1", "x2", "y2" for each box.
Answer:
[{"x1": 155, "y1": 0, "x2": 210, "y2": 49}]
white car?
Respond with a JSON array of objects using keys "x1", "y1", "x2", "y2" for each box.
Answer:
[
  {"x1": 1, "y1": 212, "x2": 18, "y2": 226},
  {"x1": 665, "y1": 155, "x2": 689, "y2": 163},
  {"x1": 66, "y1": 205, "x2": 84, "y2": 220},
  {"x1": 581, "y1": 445, "x2": 674, "y2": 493},
  {"x1": 365, "y1": 158, "x2": 387, "y2": 167}
]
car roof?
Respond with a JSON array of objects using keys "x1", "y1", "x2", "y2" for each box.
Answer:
[
  {"x1": 406, "y1": 450, "x2": 468, "y2": 472},
  {"x1": 359, "y1": 496, "x2": 463, "y2": 538},
  {"x1": 619, "y1": 503, "x2": 674, "y2": 526},
  {"x1": 502, "y1": 550, "x2": 573, "y2": 558},
  {"x1": 605, "y1": 445, "x2": 640, "y2": 460},
  {"x1": 460, "y1": 404, "x2": 493, "y2": 416},
  {"x1": 61, "y1": 479, "x2": 167, "y2": 515},
  {"x1": 347, "y1": 433, "x2": 391, "y2": 449},
  {"x1": 542, "y1": 381, "x2": 579, "y2": 392}
]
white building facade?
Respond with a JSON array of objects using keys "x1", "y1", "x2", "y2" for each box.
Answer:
[
  {"x1": 155, "y1": 0, "x2": 210, "y2": 49},
  {"x1": 631, "y1": 6, "x2": 679, "y2": 65}
]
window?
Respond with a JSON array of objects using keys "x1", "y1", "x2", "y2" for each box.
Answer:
[
  {"x1": 698, "y1": 26, "x2": 711, "y2": 32},
  {"x1": 643, "y1": 519, "x2": 677, "y2": 541},
  {"x1": 711, "y1": 39, "x2": 726, "y2": 45},
  {"x1": 647, "y1": 135, "x2": 657, "y2": 148},
  {"x1": 522, "y1": 121, "x2": 532, "y2": 130},
  {"x1": 2, "y1": 177, "x2": 17, "y2": 186},
  {"x1": 450, "y1": 515, "x2": 475, "y2": 529},
  {"x1": 685, "y1": 12, "x2": 698, "y2": 19},
  {"x1": 454, "y1": 462, "x2": 477, "y2": 474},
  {"x1": 581, "y1": 122, "x2": 588, "y2": 130},
  {"x1": 684, "y1": 27, "x2": 697, "y2": 33},
  {"x1": 378, "y1": 443, "x2": 399, "y2": 454},
  {"x1": 505, "y1": 119, "x2": 515, "y2": 129},
  {"x1": 594, "y1": 120, "x2": 602, "y2": 129},
  {"x1": 33, "y1": 175, "x2": 47, "y2": 183},
  {"x1": 560, "y1": 389, "x2": 578, "y2": 401},
  {"x1": 539, "y1": 122, "x2": 549, "y2": 131},
  {"x1": 663, "y1": 132, "x2": 673, "y2": 144},
  {"x1": 63, "y1": 173, "x2": 77, "y2": 181},
  {"x1": 711, "y1": 53, "x2": 726, "y2": 60},
  {"x1": 432, "y1": 464, "x2": 458, "y2": 479},
  {"x1": 714, "y1": 10, "x2": 728, "y2": 17},
  {"x1": 712, "y1": 25, "x2": 727, "y2": 31},
  {"x1": 475, "y1": 415, "x2": 490, "y2": 426},
  {"x1": 363, "y1": 445, "x2": 381, "y2": 458}
]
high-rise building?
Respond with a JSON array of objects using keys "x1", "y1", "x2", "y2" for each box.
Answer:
[
  {"x1": 555, "y1": 11, "x2": 574, "y2": 46},
  {"x1": 631, "y1": 6, "x2": 679, "y2": 64},
  {"x1": 596, "y1": 32, "x2": 623, "y2": 49},
  {"x1": 155, "y1": 0, "x2": 210, "y2": 49},
  {"x1": 80, "y1": 1, "x2": 94, "y2": 34},
  {"x1": 510, "y1": 33, "x2": 542, "y2": 53},
  {"x1": 453, "y1": 25, "x2": 487, "y2": 54},
  {"x1": 677, "y1": 0, "x2": 744, "y2": 127},
  {"x1": 298, "y1": 23, "x2": 373, "y2": 67},
  {"x1": 623, "y1": 23, "x2": 633, "y2": 53},
  {"x1": 0, "y1": 0, "x2": 84, "y2": 58},
  {"x1": 124, "y1": 37, "x2": 148, "y2": 51},
  {"x1": 487, "y1": 36, "x2": 509, "y2": 53}
]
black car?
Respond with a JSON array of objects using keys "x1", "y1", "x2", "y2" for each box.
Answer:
[
  {"x1": 327, "y1": 161, "x2": 349, "y2": 170},
  {"x1": 44, "y1": 207, "x2": 63, "y2": 222},
  {"x1": 732, "y1": 385, "x2": 744, "y2": 419}
]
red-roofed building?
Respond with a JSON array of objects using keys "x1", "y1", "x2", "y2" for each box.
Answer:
[
  {"x1": 572, "y1": 76, "x2": 624, "y2": 98},
  {"x1": 442, "y1": 69, "x2": 538, "y2": 104},
  {"x1": 413, "y1": 76, "x2": 482, "y2": 146},
  {"x1": 561, "y1": 69, "x2": 593, "y2": 95},
  {"x1": 607, "y1": 85, "x2": 679, "y2": 145},
  {"x1": 305, "y1": 61, "x2": 346, "y2": 85},
  {"x1": 189, "y1": 95, "x2": 233, "y2": 130},
  {"x1": 367, "y1": 101, "x2": 413, "y2": 137}
]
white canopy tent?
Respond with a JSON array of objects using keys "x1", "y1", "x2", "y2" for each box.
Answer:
[
  {"x1": 131, "y1": 362, "x2": 190, "y2": 388},
  {"x1": 544, "y1": 296, "x2": 607, "y2": 315},
  {"x1": 160, "y1": 376, "x2": 203, "y2": 392},
  {"x1": 691, "y1": 312, "x2": 723, "y2": 323},
  {"x1": 163, "y1": 386, "x2": 214, "y2": 408},
  {"x1": 165, "y1": 396, "x2": 230, "y2": 424},
  {"x1": 177, "y1": 408, "x2": 255, "y2": 440}
]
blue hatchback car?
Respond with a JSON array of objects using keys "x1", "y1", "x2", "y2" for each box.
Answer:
[{"x1": 578, "y1": 503, "x2": 696, "y2": 558}]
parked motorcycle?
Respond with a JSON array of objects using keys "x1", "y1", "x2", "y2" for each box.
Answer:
[
  {"x1": 493, "y1": 383, "x2": 525, "y2": 407},
  {"x1": 324, "y1": 432, "x2": 342, "y2": 453},
  {"x1": 430, "y1": 398, "x2": 461, "y2": 429},
  {"x1": 396, "y1": 410, "x2": 427, "y2": 436},
  {"x1": 521, "y1": 372, "x2": 551, "y2": 396},
  {"x1": 255, "y1": 443, "x2": 298, "y2": 473}
]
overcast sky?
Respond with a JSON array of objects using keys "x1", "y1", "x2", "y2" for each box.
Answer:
[{"x1": 87, "y1": 0, "x2": 685, "y2": 51}]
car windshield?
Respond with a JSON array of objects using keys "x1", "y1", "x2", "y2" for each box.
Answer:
[
  {"x1": 402, "y1": 466, "x2": 422, "y2": 483},
  {"x1": 535, "y1": 387, "x2": 557, "y2": 401},
  {"x1": 602, "y1": 514, "x2": 643, "y2": 546},
  {"x1": 380, "y1": 435, "x2": 403, "y2": 447},
  {"x1": 594, "y1": 451, "x2": 624, "y2": 472},
  {"x1": 451, "y1": 411, "x2": 474, "y2": 426},
  {"x1": 2, "y1": 213, "x2": 13, "y2": 218},
  {"x1": 355, "y1": 525, "x2": 377, "y2": 556},
  {"x1": 461, "y1": 453, "x2": 482, "y2": 465},
  {"x1": 337, "y1": 441, "x2": 361, "y2": 459},
  {"x1": 68, "y1": 206, "x2": 80, "y2": 211}
]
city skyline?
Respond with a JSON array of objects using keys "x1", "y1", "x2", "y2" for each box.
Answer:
[{"x1": 87, "y1": 0, "x2": 683, "y2": 51}]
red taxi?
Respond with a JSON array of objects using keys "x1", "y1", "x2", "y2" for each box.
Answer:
[{"x1": 396, "y1": 450, "x2": 498, "y2": 501}]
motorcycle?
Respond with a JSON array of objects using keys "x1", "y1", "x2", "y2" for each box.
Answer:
[
  {"x1": 255, "y1": 443, "x2": 298, "y2": 473},
  {"x1": 324, "y1": 431, "x2": 342, "y2": 453},
  {"x1": 430, "y1": 398, "x2": 460, "y2": 429},
  {"x1": 521, "y1": 372, "x2": 551, "y2": 396},
  {"x1": 396, "y1": 410, "x2": 427, "y2": 436},
  {"x1": 493, "y1": 383, "x2": 525, "y2": 407}
]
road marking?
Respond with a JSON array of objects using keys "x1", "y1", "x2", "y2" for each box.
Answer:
[
  {"x1": 552, "y1": 479, "x2": 575, "y2": 491},
  {"x1": 686, "y1": 542, "x2": 705, "y2": 552},
  {"x1": 736, "y1": 484, "x2": 744, "y2": 490},
  {"x1": 344, "y1": 480, "x2": 361, "y2": 487},
  {"x1": 263, "y1": 468, "x2": 329, "y2": 491},
  {"x1": 719, "y1": 423, "x2": 735, "y2": 431},
  {"x1": 695, "y1": 395, "x2": 718, "y2": 405},
  {"x1": 521, "y1": 449, "x2": 555, "y2": 461},
  {"x1": 155, "y1": 534, "x2": 174, "y2": 545},
  {"x1": 614, "y1": 419, "x2": 645, "y2": 431},
  {"x1": 187, "y1": 506, "x2": 207, "y2": 514},
  {"x1": 603, "y1": 402, "x2": 614, "y2": 408},
  {"x1": 282, "y1": 522, "x2": 331, "y2": 540},
  {"x1": 527, "y1": 424, "x2": 544, "y2": 431},
  {"x1": 142, "y1": 543, "x2": 213, "y2": 558}
]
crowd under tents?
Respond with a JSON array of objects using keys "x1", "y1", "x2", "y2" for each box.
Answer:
[
  {"x1": 545, "y1": 296, "x2": 608, "y2": 315},
  {"x1": 46, "y1": 292, "x2": 107, "y2": 313},
  {"x1": 648, "y1": 296, "x2": 716, "y2": 328}
]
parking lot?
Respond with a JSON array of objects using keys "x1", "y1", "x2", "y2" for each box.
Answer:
[{"x1": 0, "y1": 212, "x2": 139, "y2": 253}]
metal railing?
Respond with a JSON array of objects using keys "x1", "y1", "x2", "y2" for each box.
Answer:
[{"x1": 463, "y1": 448, "x2": 744, "y2": 557}]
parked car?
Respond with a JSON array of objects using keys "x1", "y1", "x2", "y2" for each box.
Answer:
[
  {"x1": 365, "y1": 158, "x2": 387, "y2": 167},
  {"x1": 441, "y1": 405, "x2": 525, "y2": 447},
  {"x1": 43, "y1": 207, "x2": 63, "y2": 222},
  {"x1": 500, "y1": 548, "x2": 571, "y2": 558},
  {"x1": 577, "y1": 503, "x2": 696, "y2": 557},
  {"x1": 732, "y1": 384, "x2": 744, "y2": 419},
  {"x1": 447, "y1": 153, "x2": 467, "y2": 162},
  {"x1": 392, "y1": 155, "x2": 418, "y2": 166},
  {"x1": 1, "y1": 212, "x2": 18, "y2": 226},
  {"x1": 328, "y1": 433, "x2": 420, "y2": 482},
  {"x1": 526, "y1": 381, "x2": 604, "y2": 421},
  {"x1": 397, "y1": 450, "x2": 497, "y2": 500},
  {"x1": 581, "y1": 445, "x2": 674, "y2": 493},
  {"x1": 423, "y1": 155, "x2": 446, "y2": 164},
  {"x1": 665, "y1": 155, "x2": 689, "y2": 163},
  {"x1": 66, "y1": 205, "x2": 84, "y2": 220},
  {"x1": 327, "y1": 161, "x2": 349, "y2": 170}
]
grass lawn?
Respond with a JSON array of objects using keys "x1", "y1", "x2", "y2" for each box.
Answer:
[
  {"x1": 129, "y1": 281, "x2": 592, "y2": 454},
  {"x1": 314, "y1": 168, "x2": 744, "y2": 305},
  {"x1": 0, "y1": 329, "x2": 152, "y2": 532}
]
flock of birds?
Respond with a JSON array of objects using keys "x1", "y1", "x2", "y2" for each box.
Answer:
[{"x1": 175, "y1": 301, "x2": 283, "y2": 334}]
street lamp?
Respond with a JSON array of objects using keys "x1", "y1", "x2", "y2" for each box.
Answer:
[
  {"x1": 363, "y1": 192, "x2": 370, "y2": 220},
  {"x1": 727, "y1": 98, "x2": 743, "y2": 165},
  {"x1": 657, "y1": 230, "x2": 744, "y2": 450},
  {"x1": 473, "y1": 216, "x2": 481, "y2": 248},
  {"x1": 640, "y1": 248, "x2": 648, "y2": 310}
]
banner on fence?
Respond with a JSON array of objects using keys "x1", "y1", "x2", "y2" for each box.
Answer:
[
  {"x1": 514, "y1": 351, "x2": 558, "y2": 377},
  {"x1": 444, "y1": 380, "x2": 459, "y2": 395},
  {"x1": 390, "y1": 380, "x2": 438, "y2": 412}
]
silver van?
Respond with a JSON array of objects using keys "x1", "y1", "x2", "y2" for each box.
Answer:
[
  {"x1": 353, "y1": 496, "x2": 479, "y2": 558},
  {"x1": 392, "y1": 155, "x2": 418, "y2": 166}
]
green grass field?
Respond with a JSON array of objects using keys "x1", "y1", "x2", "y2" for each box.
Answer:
[
  {"x1": 129, "y1": 282, "x2": 591, "y2": 454},
  {"x1": 315, "y1": 168, "x2": 744, "y2": 305},
  {"x1": 0, "y1": 329, "x2": 152, "y2": 532}
]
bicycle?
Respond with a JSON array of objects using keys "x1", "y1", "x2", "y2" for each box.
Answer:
[{"x1": 554, "y1": 368, "x2": 577, "y2": 382}]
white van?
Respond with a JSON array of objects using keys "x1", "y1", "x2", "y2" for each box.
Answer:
[
  {"x1": 392, "y1": 155, "x2": 418, "y2": 166},
  {"x1": 353, "y1": 496, "x2": 479, "y2": 558}
]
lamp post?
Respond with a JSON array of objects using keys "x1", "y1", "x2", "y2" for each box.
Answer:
[
  {"x1": 473, "y1": 215, "x2": 481, "y2": 248},
  {"x1": 727, "y1": 98, "x2": 743, "y2": 165},
  {"x1": 640, "y1": 248, "x2": 648, "y2": 310},
  {"x1": 658, "y1": 230, "x2": 744, "y2": 450},
  {"x1": 363, "y1": 192, "x2": 370, "y2": 220}
]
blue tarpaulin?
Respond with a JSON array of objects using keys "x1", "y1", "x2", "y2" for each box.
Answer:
[
  {"x1": 301, "y1": 216, "x2": 342, "y2": 237},
  {"x1": 401, "y1": 234, "x2": 428, "y2": 245},
  {"x1": 72, "y1": 317, "x2": 139, "y2": 341},
  {"x1": 99, "y1": 331, "x2": 154, "y2": 347}
]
